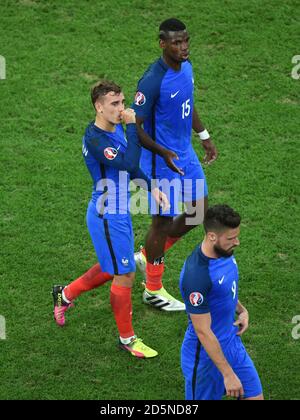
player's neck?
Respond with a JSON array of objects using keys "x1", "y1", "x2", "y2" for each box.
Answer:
[
  {"x1": 201, "y1": 239, "x2": 218, "y2": 259},
  {"x1": 94, "y1": 115, "x2": 116, "y2": 132},
  {"x1": 162, "y1": 54, "x2": 182, "y2": 71}
]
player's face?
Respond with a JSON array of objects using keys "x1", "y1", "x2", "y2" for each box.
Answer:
[
  {"x1": 97, "y1": 92, "x2": 125, "y2": 125},
  {"x1": 214, "y1": 227, "x2": 240, "y2": 258},
  {"x1": 161, "y1": 31, "x2": 190, "y2": 62}
]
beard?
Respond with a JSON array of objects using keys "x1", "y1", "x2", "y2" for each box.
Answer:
[{"x1": 213, "y1": 244, "x2": 235, "y2": 258}]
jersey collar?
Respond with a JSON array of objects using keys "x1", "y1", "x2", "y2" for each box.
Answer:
[
  {"x1": 158, "y1": 57, "x2": 172, "y2": 71},
  {"x1": 198, "y1": 244, "x2": 212, "y2": 261}
]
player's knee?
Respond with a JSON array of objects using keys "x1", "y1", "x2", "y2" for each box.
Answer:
[
  {"x1": 123, "y1": 272, "x2": 135, "y2": 282},
  {"x1": 152, "y1": 216, "x2": 173, "y2": 234},
  {"x1": 113, "y1": 272, "x2": 135, "y2": 287}
]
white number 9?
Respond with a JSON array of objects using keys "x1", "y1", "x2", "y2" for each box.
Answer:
[{"x1": 232, "y1": 281, "x2": 237, "y2": 300}]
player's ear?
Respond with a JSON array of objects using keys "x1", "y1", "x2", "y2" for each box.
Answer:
[
  {"x1": 95, "y1": 100, "x2": 103, "y2": 114},
  {"x1": 159, "y1": 39, "x2": 166, "y2": 49},
  {"x1": 208, "y1": 232, "x2": 217, "y2": 242}
]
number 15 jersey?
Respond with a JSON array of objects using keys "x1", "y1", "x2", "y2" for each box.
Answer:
[{"x1": 132, "y1": 58, "x2": 195, "y2": 170}]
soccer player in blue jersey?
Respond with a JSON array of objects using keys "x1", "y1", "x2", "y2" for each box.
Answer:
[
  {"x1": 132, "y1": 18, "x2": 218, "y2": 311},
  {"x1": 52, "y1": 80, "x2": 169, "y2": 358},
  {"x1": 180, "y1": 205, "x2": 263, "y2": 400}
]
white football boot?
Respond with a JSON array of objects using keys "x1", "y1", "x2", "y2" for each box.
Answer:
[
  {"x1": 134, "y1": 247, "x2": 147, "y2": 279},
  {"x1": 143, "y1": 287, "x2": 186, "y2": 312},
  {"x1": 135, "y1": 247, "x2": 186, "y2": 311}
]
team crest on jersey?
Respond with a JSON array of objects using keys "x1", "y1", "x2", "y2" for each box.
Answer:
[
  {"x1": 104, "y1": 147, "x2": 118, "y2": 160},
  {"x1": 134, "y1": 91, "x2": 146, "y2": 106},
  {"x1": 189, "y1": 292, "x2": 204, "y2": 307},
  {"x1": 122, "y1": 258, "x2": 129, "y2": 267}
]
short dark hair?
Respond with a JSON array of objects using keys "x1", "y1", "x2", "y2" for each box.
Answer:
[
  {"x1": 91, "y1": 80, "x2": 122, "y2": 109},
  {"x1": 203, "y1": 205, "x2": 241, "y2": 233},
  {"x1": 159, "y1": 18, "x2": 186, "y2": 39}
]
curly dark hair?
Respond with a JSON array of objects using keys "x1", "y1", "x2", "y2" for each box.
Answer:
[
  {"x1": 159, "y1": 18, "x2": 186, "y2": 40},
  {"x1": 203, "y1": 205, "x2": 241, "y2": 233}
]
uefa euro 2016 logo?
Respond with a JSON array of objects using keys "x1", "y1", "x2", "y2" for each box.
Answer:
[
  {"x1": 0, "y1": 315, "x2": 6, "y2": 340},
  {"x1": 0, "y1": 56, "x2": 6, "y2": 80},
  {"x1": 189, "y1": 292, "x2": 204, "y2": 307}
]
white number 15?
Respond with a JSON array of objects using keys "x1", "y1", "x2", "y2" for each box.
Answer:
[{"x1": 182, "y1": 99, "x2": 191, "y2": 119}]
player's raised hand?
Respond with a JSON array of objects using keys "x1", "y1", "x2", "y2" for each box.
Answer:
[
  {"x1": 121, "y1": 108, "x2": 136, "y2": 124},
  {"x1": 202, "y1": 139, "x2": 218, "y2": 165},
  {"x1": 224, "y1": 372, "x2": 245, "y2": 399},
  {"x1": 162, "y1": 149, "x2": 185, "y2": 176},
  {"x1": 152, "y1": 188, "x2": 171, "y2": 212}
]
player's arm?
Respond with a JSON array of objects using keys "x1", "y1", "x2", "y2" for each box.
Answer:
[
  {"x1": 130, "y1": 167, "x2": 170, "y2": 212},
  {"x1": 135, "y1": 116, "x2": 184, "y2": 176},
  {"x1": 86, "y1": 123, "x2": 141, "y2": 173},
  {"x1": 132, "y1": 77, "x2": 184, "y2": 175},
  {"x1": 130, "y1": 166, "x2": 151, "y2": 190},
  {"x1": 135, "y1": 116, "x2": 167, "y2": 156},
  {"x1": 181, "y1": 264, "x2": 243, "y2": 399},
  {"x1": 234, "y1": 301, "x2": 249, "y2": 336},
  {"x1": 190, "y1": 312, "x2": 244, "y2": 399},
  {"x1": 192, "y1": 107, "x2": 218, "y2": 165}
]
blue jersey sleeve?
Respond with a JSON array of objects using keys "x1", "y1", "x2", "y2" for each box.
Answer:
[
  {"x1": 130, "y1": 168, "x2": 152, "y2": 191},
  {"x1": 132, "y1": 60, "x2": 167, "y2": 119},
  {"x1": 180, "y1": 258, "x2": 213, "y2": 315},
  {"x1": 86, "y1": 124, "x2": 141, "y2": 173}
]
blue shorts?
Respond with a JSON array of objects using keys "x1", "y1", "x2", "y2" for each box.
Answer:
[
  {"x1": 146, "y1": 152, "x2": 208, "y2": 217},
  {"x1": 181, "y1": 335, "x2": 263, "y2": 400},
  {"x1": 86, "y1": 201, "x2": 136, "y2": 275}
]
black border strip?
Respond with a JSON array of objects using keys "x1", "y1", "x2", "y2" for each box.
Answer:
[
  {"x1": 192, "y1": 340, "x2": 201, "y2": 400},
  {"x1": 104, "y1": 219, "x2": 119, "y2": 275}
]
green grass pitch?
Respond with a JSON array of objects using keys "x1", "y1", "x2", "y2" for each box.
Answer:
[{"x1": 0, "y1": 0, "x2": 299, "y2": 400}]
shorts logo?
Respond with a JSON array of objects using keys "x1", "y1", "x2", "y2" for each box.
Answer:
[
  {"x1": 189, "y1": 292, "x2": 204, "y2": 307},
  {"x1": 122, "y1": 258, "x2": 129, "y2": 267},
  {"x1": 134, "y1": 91, "x2": 146, "y2": 106},
  {"x1": 104, "y1": 147, "x2": 118, "y2": 160}
]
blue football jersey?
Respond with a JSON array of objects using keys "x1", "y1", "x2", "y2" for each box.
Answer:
[
  {"x1": 179, "y1": 245, "x2": 240, "y2": 348},
  {"x1": 82, "y1": 122, "x2": 150, "y2": 218},
  {"x1": 132, "y1": 58, "x2": 195, "y2": 172}
]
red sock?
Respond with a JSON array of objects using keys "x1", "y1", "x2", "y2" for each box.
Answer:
[
  {"x1": 142, "y1": 236, "x2": 180, "y2": 258},
  {"x1": 64, "y1": 263, "x2": 113, "y2": 301},
  {"x1": 164, "y1": 236, "x2": 180, "y2": 252},
  {"x1": 110, "y1": 283, "x2": 134, "y2": 339},
  {"x1": 146, "y1": 262, "x2": 164, "y2": 291}
]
